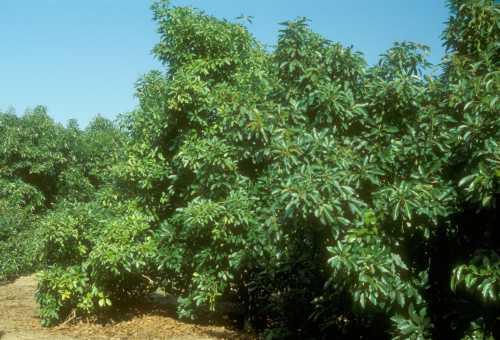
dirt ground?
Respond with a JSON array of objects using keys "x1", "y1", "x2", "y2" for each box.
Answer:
[{"x1": 0, "y1": 275, "x2": 252, "y2": 340}]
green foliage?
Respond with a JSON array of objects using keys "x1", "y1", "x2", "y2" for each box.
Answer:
[
  {"x1": 156, "y1": 188, "x2": 261, "y2": 317},
  {"x1": 0, "y1": 107, "x2": 126, "y2": 282},
  {"x1": 0, "y1": 109, "x2": 123, "y2": 205},
  {"x1": 451, "y1": 250, "x2": 500, "y2": 302},
  {"x1": 0, "y1": 179, "x2": 44, "y2": 281},
  {"x1": 2, "y1": 0, "x2": 499, "y2": 339},
  {"x1": 0, "y1": 212, "x2": 42, "y2": 283},
  {"x1": 112, "y1": 0, "x2": 499, "y2": 337},
  {"x1": 36, "y1": 195, "x2": 157, "y2": 326},
  {"x1": 81, "y1": 116, "x2": 127, "y2": 186}
]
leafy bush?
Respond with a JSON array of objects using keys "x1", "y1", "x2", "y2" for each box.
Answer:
[
  {"x1": 123, "y1": 1, "x2": 497, "y2": 338},
  {"x1": 0, "y1": 109, "x2": 125, "y2": 282},
  {"x1": 0, "y1": 220, "x2": 43, "y2": 282},
  {"x1": 0, "y1": 179, "x2": 44, "y2": 282},
  {"x1": 36, "y1": 195, "x2": 157, "y2": 326}
]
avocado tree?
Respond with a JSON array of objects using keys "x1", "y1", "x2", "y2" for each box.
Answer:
[
  {"x1": 0, "y1": 108, "x2": 125, "y2": 283},
  {"x1": 34, "y1": 0, "x2": 499, "y2": 338}
]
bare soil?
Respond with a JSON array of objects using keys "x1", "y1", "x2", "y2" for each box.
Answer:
[{"x1": 0, "y1": 275, "x2": 252, "y2": 340}]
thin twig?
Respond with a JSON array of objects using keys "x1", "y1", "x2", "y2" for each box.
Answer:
[
  {"x1": 142, "y1": 274, "x2": 155, "y2": 285},
  {"x1": 58, "y1": 309, "x2": 77, "y2": 328}
]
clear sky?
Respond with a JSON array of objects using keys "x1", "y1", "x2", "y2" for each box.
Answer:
[{"x1": 0, "y1": 0, "x2": 450, "y2": 127}]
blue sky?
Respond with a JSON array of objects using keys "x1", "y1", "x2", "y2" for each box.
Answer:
[{"x1": 0, "y1": 0, "x2": 450, "y2": 127}]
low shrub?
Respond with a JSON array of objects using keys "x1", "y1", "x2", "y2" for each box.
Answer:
[{"x1": 36, "y1": 194, "x2": 157, "y2": 326}]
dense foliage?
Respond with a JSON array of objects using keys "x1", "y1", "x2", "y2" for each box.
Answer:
[
  {"x1": 0, "y1": 108, "x2": 124, "y2": 282},
  {"x1": 1, "y1": 0, "x2": 498, "y2": 338}
]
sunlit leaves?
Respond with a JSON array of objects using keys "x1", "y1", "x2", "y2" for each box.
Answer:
[
  {"x1": 451, "y1": 250, "x2": 500, "y2": 302},
  {"x1": 19, "y1": 0, "x2": 500, "y2": 337},
  {"x1": 36, "y1": 198, "x2": 157, "y2": 325}
]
